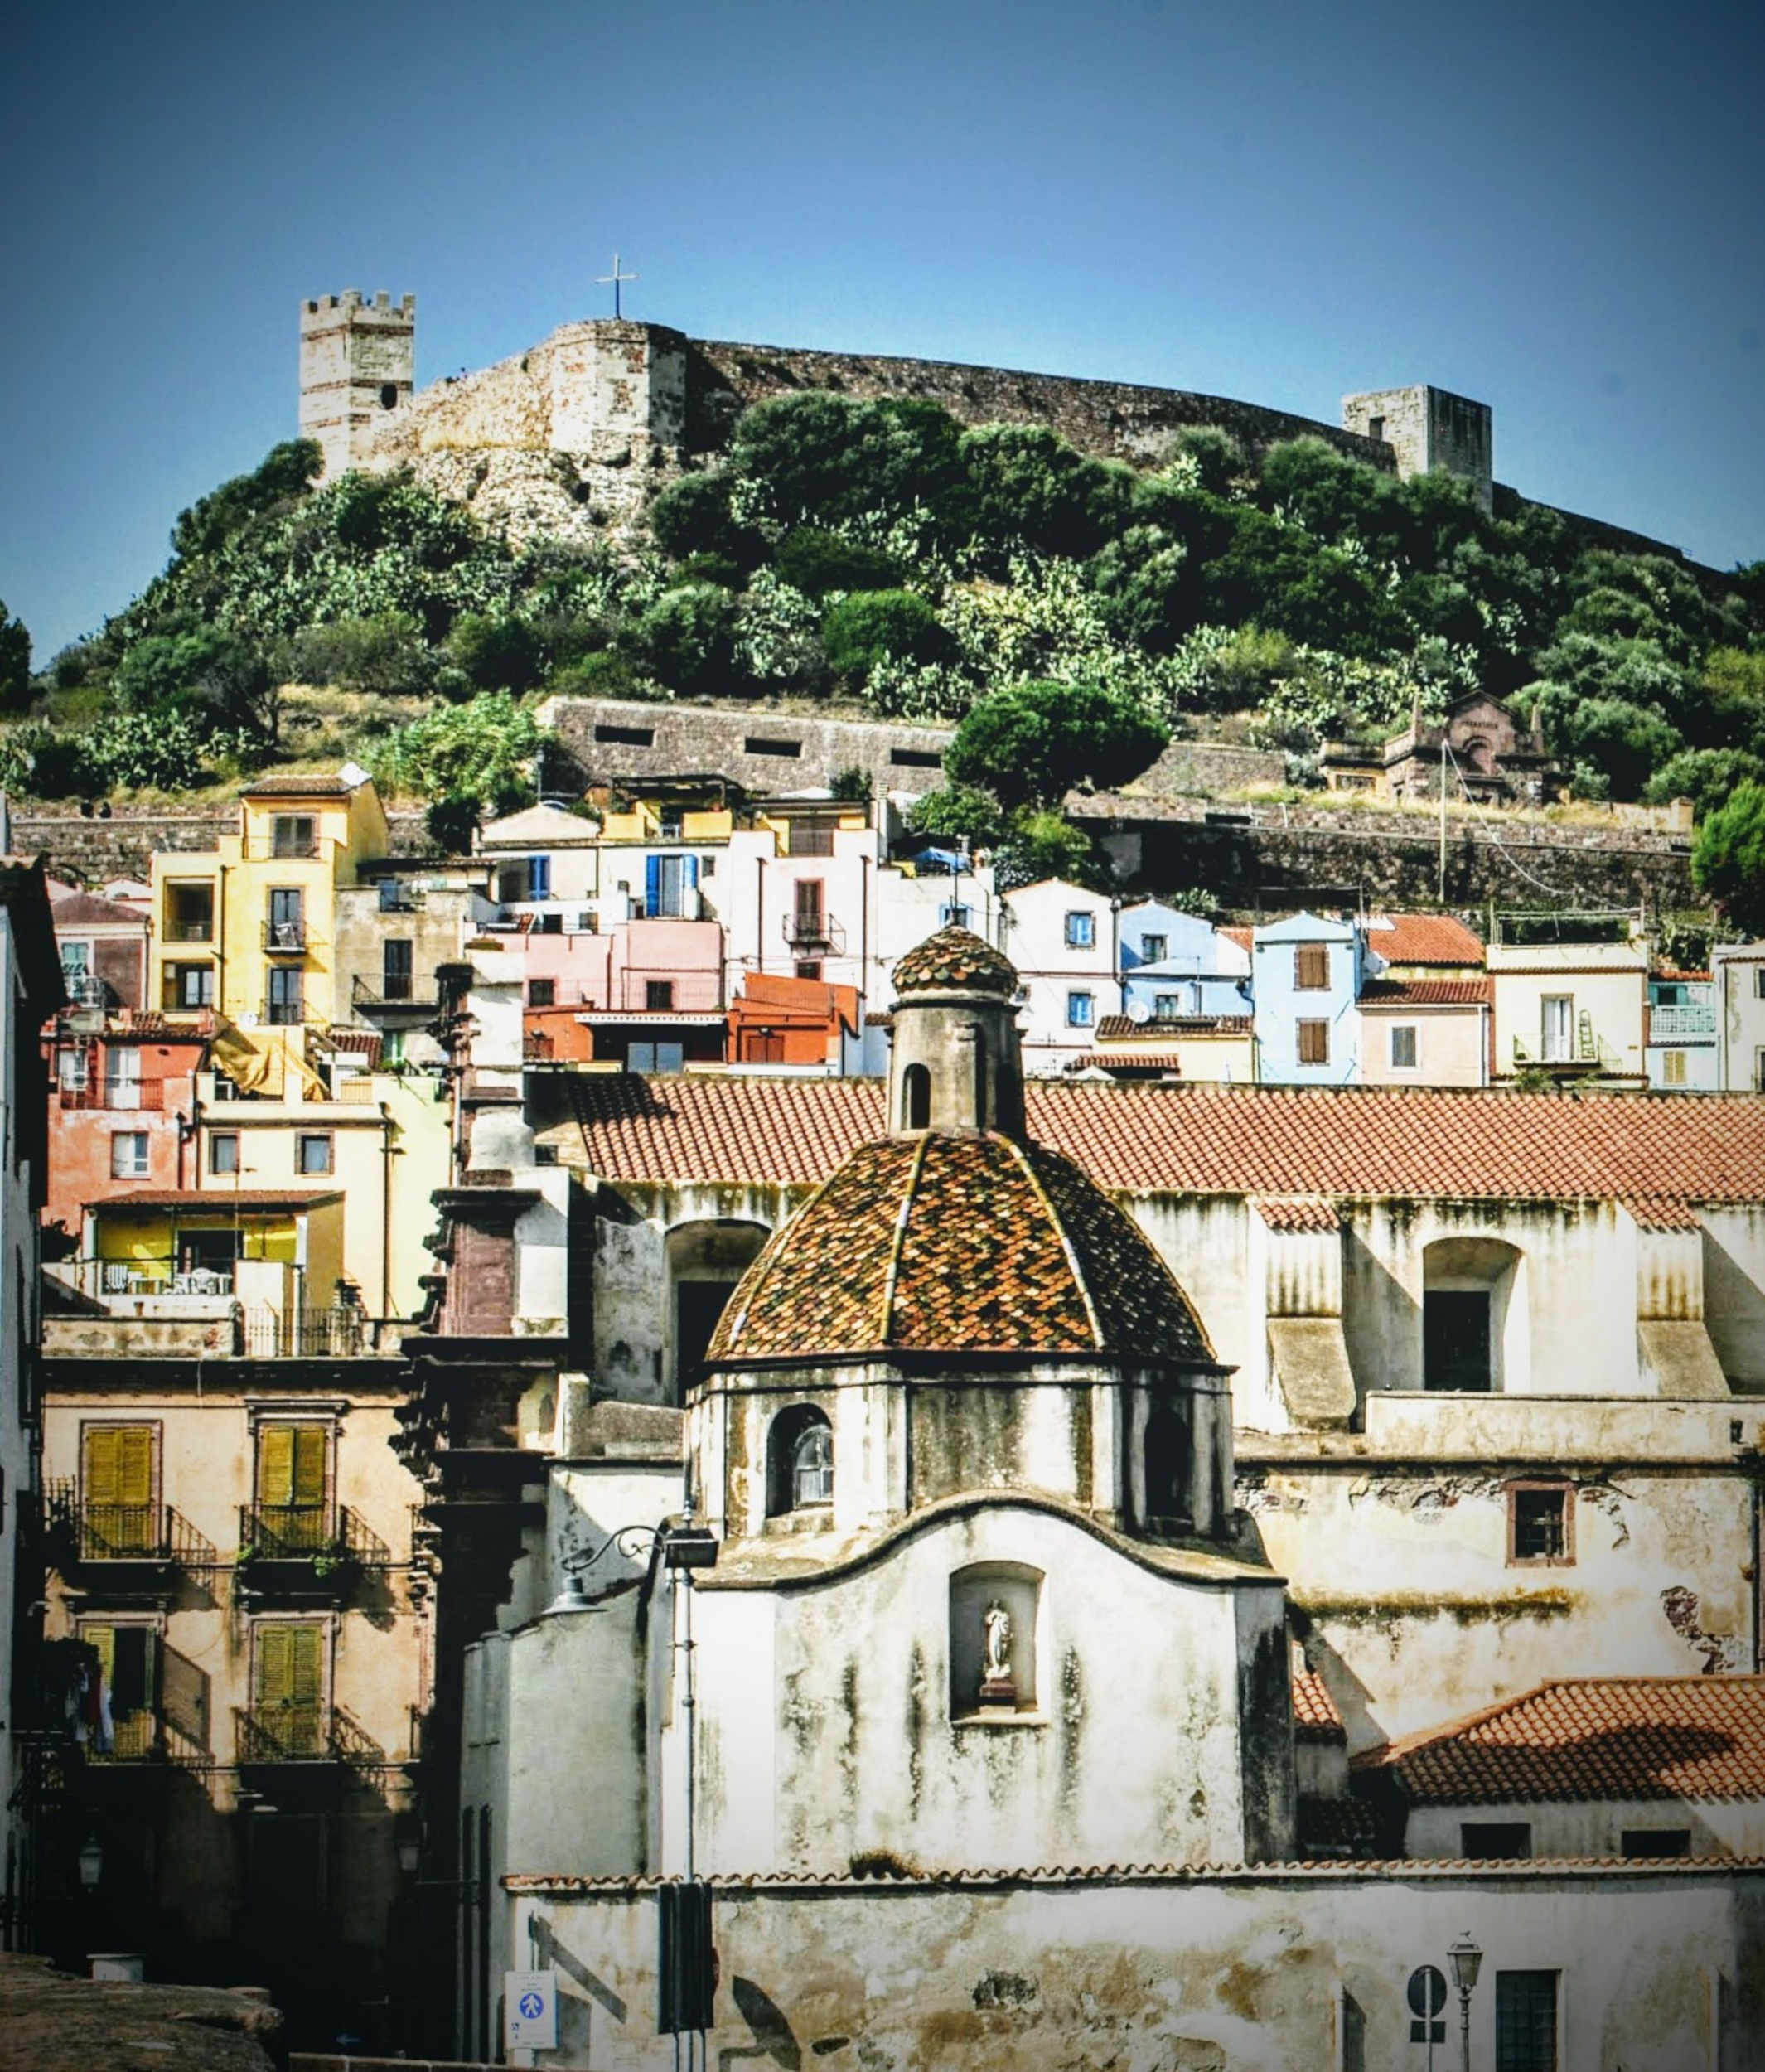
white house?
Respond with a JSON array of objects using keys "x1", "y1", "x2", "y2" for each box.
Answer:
[{"x1": 999, "y1": 877, "x2": 1120, "y2": 1074}]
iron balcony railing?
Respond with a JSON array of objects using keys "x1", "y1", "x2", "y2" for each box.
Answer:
[
  {"x1": 164, "y1": 916, "x2": 215, "y2": 943},
  {"x1": 1511, "y1": 1028, "x2": 1622, "y2": 1072},
  {"x1": 781, "y1": 912, "x2": 845, "y2": 955},
  {"x1": 260, "y1": 997, "x2": 307, "y2": 1026},
  {"x1": 41, "y1": 1483, "x2": 218, "y2": 1569},
  {"x1": 1650, "y1": 1002, "x2": 1716, "y2": 1040},
  {"x1": 59, "y1": 1077, "x2": 168, "y2": 1113},
  {"x1": 85, "y1": 1712, "x2": 210, "y2": 1767},
  {"x1": 236, "y1": 1503, "x2": 392, "y2": 1568},
  {"x1": 240, "y1": 1307, "x2": 368, "y2": 1358},
  {"x1": 234, "y1": 1703, "x2": 383, "y2": 1766},
  {"x1": 262, "y1": 920, "x2": 308, "y2": 953}
]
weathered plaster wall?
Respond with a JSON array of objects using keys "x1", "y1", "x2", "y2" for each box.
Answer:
[
  {"x1": 508, "y1": 1869, "x2": 1765, "y2": 2071},
  {"x1": 1406, "y1": 1795, "x2": 1765, "y2": 1861}
]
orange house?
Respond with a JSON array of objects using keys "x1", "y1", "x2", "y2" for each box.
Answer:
[
  {"x1": 44, "y1": 1017, "x2": 211, "y2": 1249},
  {"x1": 727, "y1": 974, "x2": 861, "y2": 1068}
]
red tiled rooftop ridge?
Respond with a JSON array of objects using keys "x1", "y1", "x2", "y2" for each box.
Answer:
[
  {"x1": 568, "y1": 1076, "x2": 1765, "y2": 1206},
  {"x1": 1357, "y1": 979, "x2": 1492, "y2": 1008},
  {"x1": 1371, "y1": 1677, "x2": 1765, "y2": 1805},
  {"x1": 1366, "y1": 913, "x2": 1485, "y2": 967},
  {"x1": 892, "y1": 926, "x2": 1018, "y2": 998},
  {"x1": 1293, "y1": 1668, "x2": 1346, "y2": 1738},
  {"x1": 707, "y1": 1130, "x2": 1214, "y2": 1366}
]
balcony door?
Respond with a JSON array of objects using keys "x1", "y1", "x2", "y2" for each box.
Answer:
[
  {"x1": 80, "y1": 1622, "x2": 159, "y2": 1759},
  {"x1": 255, "y1": 1424, "x2": 329, "y2": 1552},
  {"x1": 82, "y1": 1422, "x2": 157, "y2": 1556},
  {"x1": 268, "y1": 888, "x2": 304, "y2": 951},
  {"x1": 252, "y1": 1622, "x2": 324, "y2": 1757},
  {"x1": 1540, "y1": 995, "x2": 1573, "y2": 1063}
]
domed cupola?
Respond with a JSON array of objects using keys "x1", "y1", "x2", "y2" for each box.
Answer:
[{"x1": 887, "y1": 924, "x2": 1025, "y2": 1138}]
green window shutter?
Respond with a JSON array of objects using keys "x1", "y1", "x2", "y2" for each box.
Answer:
[
  {"x1": 85, "y1": 1624, "x2": 117, "y2": 1683},
  {"x1": 259, "y1": 1426, "x2": 295, "y2": 1507},
  {"x1": 85, "y1": 1427, "x2": 121, "y2": 1505},
  {"x1": 292, "y1": 1428, "x2": 327, "y2": 1508},
  {"x1": 256, "y1": 1624, "x2": 293, "y2": 1706},
  {"x1": 118, "y1": 1427, "x2": 153, "y2": 1507},
  {"x1": 291, "y1": 1625, "x2": 322, "y2": 1706}
]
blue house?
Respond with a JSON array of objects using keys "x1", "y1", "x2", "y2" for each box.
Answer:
[
  {"x1": 1251, "y1": 913, "x2": 1375, "y2": 1085},
  {"x1": 1119, "y1": 901, "x2": 1252, "y2": 1024}
]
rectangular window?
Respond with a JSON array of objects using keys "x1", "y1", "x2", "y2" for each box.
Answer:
[
  {"x1": 527, "y1": 979, "x2": 556, "y2": 1008},
  {"x1": 267, "y1": 888, "x2": 304, "y2": 950},
  {"x1": 1510, "y1": 1484, "x2": 1573, "y2": 1565},
  {"x1": 267, "y1": 967, "x2": 304, "y2": 1025},
  {"x1": 1463, "y1": 1821, "x2": 1532, "y2": 1860},
  {"x1": 787, "y1": 821, "x2": 835, "y2": 857},
  {"x1": 166, "y1": 963, "x2": 215, "y2": 1010},
  {"x1": 104, "y1": 1048, "x2": 142, "y2": 1110},
  {"x1": 255, "y1": 1425, "x2": 330, "y2": 1549},
  {"x1": 1541, "y1": 994, "x2": 1574, "y2": 1063},
  {"x1": 251, "y1": 1621, "x2": 325, "y2": 1757},
  {"x1": 110, "y1": 1132, "x2": 149, "y2": 1179},
  {"x1": 80, "y1": 1621, "x2": 160, "y2": 1758},
  {"x1": 939, "y1": 902, "x2": 973, "y2": 931},
  {"x1": 56, "y1": 1046, "x2": 89, "y2": 1093},
  {"x1": 270, "y1": 815, "x2": 316, "y2": 859},
  {"x1": 82, "y1": 1422, "x2": 157, "y2": 1556},
  {"x1": 1065, "y1": 911, "x2": 1095, "y2": 950},
  {"x1": 1661, "y1": 1048, "x2": 1686, "y2": 1086},
  {"x1": 295, "y1": 1133, "x2": 333, "y2": 1176},
  {"x1": 1495, "y1": 1970, "x2": 1558, "y2": 2071},
  {"x1": 1155, "y1": 994, "x2": 1182, "y2": 1021},
  {"x1": 165, "y1": 882, "x2": 215, "y2": 942},
  {"x1": 1620, "y1": 1828, "x2": 1690, "y2": 1858},
  {"x1": 527, "y1": 855, "x2": 551, "y2": 900},
  {"x1": 1067, "y1": 991, "x2": 1095, "y2": 1029},
  {"x1": 1424, "y1": 1289, "x2": 1492, "y2": 1392},
  {"x1": 794, "y1": 878, "x2": 825, "y2": 936},
  {"x1": 1297, "y1": 1019, "x2": 1329, "y2": 1065},
  {"x1": 1756, "y1": 968, "x2": 1765, "y2": 1000},
  {"x1": 793, "y1": 961, "x2": 822, "y2": 981},
  {"x1": 1757, "y1": 1049, "x2": 1765, "y2": 1095},
  {"x1": 210, "y1": 1131, "x2": 239, "y2": 1176},
  {"x1": 646, "y1": 979, "x2": 675, "y2": 1013},
  {"x1": 1139, "y1": 934, "x2": 1167, "y2": 965},
  {"x1": 382, "y1": 939, "x2": 413, "y2": 1001},
  {"x1": 1295, "y1": 944, "x2": 1329, "y2": 990},
  {"x1": 1390, "y1": 1024, "x2": 1419, "y2": 1069}
]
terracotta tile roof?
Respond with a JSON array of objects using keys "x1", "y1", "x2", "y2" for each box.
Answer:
[
  {"x1": 94, "y1": 1188, "x2": 344, "y2": 1211},
  {"x1": 1066, "y1": 1053, "x2": 1187, "y2": 1076},
  {"x1": 892, "y1": 926, "x2": 1018, "y2": 998},
  {"x1": 708, "y1": 1130, "x2": 1214, "y2": 1366},
  {"x1": 97, "y1": 1015, "x2": 209, "y2": 1044},
  {"x1": 1371, "y1": 1677, "x2": 1765, "y2": 1804},
  {"x1": 239, "y1": 772, "x2": 353, "y2": 797},
  {"x1": 1622, "y1": 1197, "x2": 1704, "y2": 1231},
  {"x1": 568, "y1": 1076, "x2": 1765, "y2": 1207},
  {"x1": 1293, "y1": 1668, "x2": 1347, "y2": 1738},
  {"x1": 1366, "y1": 913, "x2": 1485, "y2": 966},
  {"x1": 317, "y1": 1027, "x2": 384, "y2": 1063},
  {"x1": 1254, "y1": 1196, "x2": 1339, "y2": 1232},
  {"x1": 1220, "y1": 926, "x2": 1253, "y2": 953},
  {"x1": 1095, "y1": 1015, "x2": 1251, "y2": 1040},
  {"x1": 1358, "y1": 979, "x2": 1492, "y2": 1008},
  {"x1": 48, "y1": 891, "x2": 147, "y2": 927}
]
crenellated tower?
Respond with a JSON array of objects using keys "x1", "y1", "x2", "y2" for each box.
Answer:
[{"x1": 299, "y1": 289, "x2": 416, "y2": 481}]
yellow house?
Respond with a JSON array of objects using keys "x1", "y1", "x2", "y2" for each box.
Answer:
[
  {"x1": 191, "y1": 1064, "x2": 452, "y2": 1322},
  {"x1": 1073, "y1": 1013, "x2": 1256, "y2": 1084},
  {"x1": 1487, "y1": 916, "x2": 1648, "y2": 1085},
  {"x1": 149, "y1": 772, "x2": 390, "y2": 1077}
]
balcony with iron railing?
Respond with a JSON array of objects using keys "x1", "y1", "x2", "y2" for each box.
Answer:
[
  {"x1": 259, "y1": 996, "x2": 308, "y2": 1026},
  {"x1": 781, "y1": 911, "x2": 845, "y2": 956},
  {"x1": 59, "y1": 1075, "x2": 169, "y2": 1113},
  {"x1": 1511, "y1": 1029, "x2": 1625, "y2": 1073},
  {"x1": 261, "y1": 919, "x2": 308, "y2": 954},
  {"x1": 235, "y1": 1502, "x2": 392, "y2": 1576},
  {"x1": 240, "y1": 1307, "x2": 370, "y2": 1358},
  {"x1": 84, "y1": 1710, "x2": 211, "y2": 1767},
  {"x1": 234, "y1": 1702, "x2": 383, "y2": 1768},
  {"x1": 41, "y1": 1483, "x2": 218, "y2": 1575},
  {"x1": 1650, "y1": 1001, "x2": 1717, "y2": 1041}
]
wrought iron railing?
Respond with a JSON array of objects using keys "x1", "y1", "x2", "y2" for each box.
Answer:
[
  {"x1": 240, "y1": 1307, "x2": 367, "y2": 1358},
  {"x1": 42, "y1": 1484, "x2": 217, "y2": 1568},
  {"x1": 781, "y1": 912, "x2": 845, "y2": 954},
  {"x1": 235, "y1": 1502, "x2": 390, "y2": 1568},
  {"x1": 233, "y1": 1702, "x2": 380, "y2": 1765},
  {"x1": 60, "y1": 1077, "x2": 168, "y2": 1113},
  {"x1": 262, "y1": 920, "x2": 308, "y2": 953},
  {"x1": 1650, "y1": 1002, "x2": 1716, "y2": 1040},
  {"x1": 85, "y1": 1712, "x2": 210, "y2": 1766},
  {"x1": 1511, "y1": 1030, "x2": 1621, "y2": 1071},
  {"x1": 260, "y1": 997, "x2": 307, "y2": 1026}
]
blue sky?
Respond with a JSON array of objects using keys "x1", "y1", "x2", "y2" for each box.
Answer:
[{"x1": 4, "y1": 0, "x2": 1761, "y2": 660}]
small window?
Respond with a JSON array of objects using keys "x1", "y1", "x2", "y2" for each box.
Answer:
[
  {"x1": 379, "y1": 382, "x2": 399, "y2": 409},
  {"x1": 1065, "y1": 911, "x2": 1095, "y2": 950},
  {"x1": 528, "y1": 980, "x2": 556, "y2": 1008},
  {"x1": 1755, "y1": 968, "x2": 1765, "y2": 1000},
  {"x1": 1366, "y1": 414, "x2": 1385, "y2": 442},
  {"x1": 1620, "y1": 1828, "x2": 1690, "y2": 1858},
  {"x1": 1756, "y1": 1049, "x2": 1765, "y2": 1095},
  {"x1": 1494, "y1": 1970, "x2": 1558, "y2": 2071},
  {"x1": 890, "y1": 747, "x2": 942, "y2": 769},
  {"x1": 1390, "y1": 1024, "x2": 1418, "y2": 1069},
  {"x1": 1661, "y1": 1048, "x2": 1686, "y2": 1086},
  {"x1": 699, "y1": 855, "x2": 716, "y2": 879},
  {"x1": 939, "y1": 902, "x2": 972, "y2": 930},
  {"x1": 594, "y1": 724, "x2": 654, "y2": 747},
  {"x1": 1296, "y1": 1019, "x2": 1329, "y2": 1065},
  {"x1": 111, "y1": 1132, "x2": 149, "y2": 1179},
  {"x1": 1294, "y1": 944, "x2": 1329, "y2": 990},
  {"x1": 1139, "y1": 934, "x2": 1167, "y2": 965},
  {"x1": 766, "y1": 1405, "x2": 834, "y2": 1518},
  {"x1": 901, "y1": 1063, "x2": 931, "y2": 1130},
  {"x1": 1462, "y1": 1821, "x2": 1531, "y2": 1860},
  {"x1": 791, "y1": 1423, "x2": 833, "y2": 1507},
  {"x1": 56, "y1": 1047, "x2": 89, "y2": 1093},
  {"x1": 270, "y1": 815, "x2": 316, "y2": 860},
  {"x1": 1424, "y1": 1289, "x2": 1491, "y2": 1392},
  {"x1": 166, "y1": 963, "x2": 215, "y2": 1011},
  {"x1": 210, "y1": 1132, "x2": 239, "y2": 1177},
  {"x1": 1154, "y1": 994, "x2": 1182, "y2": 1021},
  {"x1": 745, "y1": 736, "x2": 802, "y2": 758},
  {"x1": 527, "y1": 855, "x2": 551, "y2": 901},
  {"x1": 295, "y1": 1133, "x2": 334, "y2": 1177},
  {"x1": 793, "y1": 961, "x2": 822, "y2": 981},
  {"x1": 646, "y1": 979, "x2": 675, "y2": 1013},
  {"x1": 1066, "y1": 991, "x2": 1095, "y2": 1029},
  {"x1": 382, "y1": 939, "x2": 413, "y2": 1001},
  {"x1": 1510, "y1": 1484, "x2": 1572, "y2": 1566}
]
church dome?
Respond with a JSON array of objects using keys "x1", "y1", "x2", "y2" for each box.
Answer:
[
  {"x1": 892, "y1": 926, "x2": 1018, "y2": 999},
  {"x1": 706, "y1": 1130, "x2": 1214, "y2": 1367}
]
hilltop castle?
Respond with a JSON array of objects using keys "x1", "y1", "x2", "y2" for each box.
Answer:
[{"x1": 297, "y1": 291, "x2": 1520, "y2": 537}]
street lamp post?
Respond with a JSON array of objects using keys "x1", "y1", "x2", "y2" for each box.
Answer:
[{"x1": 1448, "y1": 1930, "x2": 1483, "y2": 2072}]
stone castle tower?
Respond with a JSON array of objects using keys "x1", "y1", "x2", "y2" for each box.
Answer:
[
  {"x1": 298, "y1": 290, "x2": 417, "y2": 481},
  {"x1": 1341, "y1": 384, "x2": 1493, "y2": 511}
]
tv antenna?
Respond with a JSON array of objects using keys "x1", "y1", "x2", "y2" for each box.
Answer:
[{"x1": 596, "y1": 252, "x2": 639, "y2": 319}]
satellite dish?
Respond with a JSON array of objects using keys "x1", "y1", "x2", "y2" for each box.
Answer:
[
  {"x1": 239, "y1": 1011, "x2": 260, "y2": 1030},
  {"x1": 1126, "y1": 1000, "x2": 1152, "y2": 1024}
]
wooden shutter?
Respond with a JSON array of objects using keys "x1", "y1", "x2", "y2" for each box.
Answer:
[
  {"x1": 255, "y1": 1624, "x2": 321, "y2": 1706},
  {"x1": 85, "y1": 1425, "x2": 153, "y2": 1506},
  {"x1": 1295, "y1": 945, "x2": 1329, "y2": 990},
  {"x1": 258, "y1": 1426, "x2": 294, "y2": 1507}
]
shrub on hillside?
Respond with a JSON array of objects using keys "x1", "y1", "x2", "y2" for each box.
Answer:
[
  {"x1": 1643, "y1": 748, "x2": 1765, "y2": 819},
  {"x1": 906, "y1": 782, "x2": 1007, "y2": 848},
  {"x1": 1692, "y1": 780, "x2": 1765, "y2": 934},
  {"x1": 0, "y1": 603, "x2": 30, "y2": 714},
  {"x1": 958, "y1": 424, "x2": 1132, "y2": 561},
  {"x1": 633, "y1": 584, "x2": 740, "y2": 696},
  {"x1": 729, "y1": 393, "x2": 966, "y2": 530},
  {"x1": 944, "y1": 679, "x2": 1165, "y2": 811},
  {"x1": 382, "y1": 693, "x2": 542, "y2": 816},
  {"x1": 775, "y1": 527, "x2": 902, "y2": 598},
  {"x1": 447, "y1": 612, "x2": 546, "y2": 694},
  {"x1": 171, "y1": 439, "x2": 321, "y2": 560},
  {"x1": 822, "y1": 590, "x2": 945, "y2": 685},
  {"x1": 286, "y1": 611, "x2": 432, "y2": 694}
]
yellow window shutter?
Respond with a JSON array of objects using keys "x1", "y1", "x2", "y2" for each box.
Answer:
[
  {"x1": 85, "y1": 1624, "x2": 116, "y2": 1682},
  {"x1": 256, "y1": 1624, "x2": 293, "y2": 1706},
  {"x1": 85, "y1": 1427, "x2": 121, "y2": 1506},
  {"x1": 291, "y1": 1625, "x2": 322, "y2": 1706},
  {"x1": 118, "y1": 1426, "x2": 153, "y2": 1508},
  {"x1": 292, "y1": 1428, "x2": 327, "y2": 1508},
  {"x1": 259, "y1": 1426, "x2": 295, "y2": 1507}
]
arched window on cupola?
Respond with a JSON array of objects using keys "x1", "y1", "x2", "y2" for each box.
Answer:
[
  {"x1": 766, "y1": 1404, "x2": 834, "y2": 1518},
  {"x1": 1144, "y1": 1400, "x2": 1193, "y2": 1528},
  {"x1": 901, "y1": 1063, "x2": 931, "y2": 1131}
]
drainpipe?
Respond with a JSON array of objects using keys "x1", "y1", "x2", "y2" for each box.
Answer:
[
  {"x1": 216, "y1": 864, "x2": 228, "y2": 1021},
  {"x1": 755, "y1": 855, "x2": 765, "y2": 980},
  {"x1": 379, "y1": 1100, "x2": 394, "y2": 1324}
]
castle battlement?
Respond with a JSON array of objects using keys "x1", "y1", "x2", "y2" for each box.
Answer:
[{"x1": 301, "y1": 290, "x2": 417, "y2": 334}]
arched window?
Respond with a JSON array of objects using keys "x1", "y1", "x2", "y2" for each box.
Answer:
[
  {"x1": 1144, "y1": 1401, "x2": 1192, "y2": 1526},
  {"x1": 766, "y1": 1405, "x2": 833, "y2": 1518},
  {"x1": 901, "y1": 1063, "x2": 931, "y2": 1130}
]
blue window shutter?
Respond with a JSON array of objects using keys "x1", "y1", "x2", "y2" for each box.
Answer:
[
  {"x1": 645, "y1": 855, "x2": 660, "y2": 913},
  {"x1": 684, "y1": 855, "x2": 699, "y2": 889}
]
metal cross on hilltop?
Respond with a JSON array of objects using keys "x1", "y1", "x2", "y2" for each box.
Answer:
[{"x1": 596, "y1": 253, "x2": 638, "y2": 319}]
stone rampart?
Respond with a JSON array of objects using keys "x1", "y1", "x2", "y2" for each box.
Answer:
[{"x1": 18, "y1": 810, "x2": 433, "y2": 884}]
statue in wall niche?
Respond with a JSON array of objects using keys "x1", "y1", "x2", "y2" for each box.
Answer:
[{"x1": 979, "y1": 1600, "x2": 1015, "y2": 1704}]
